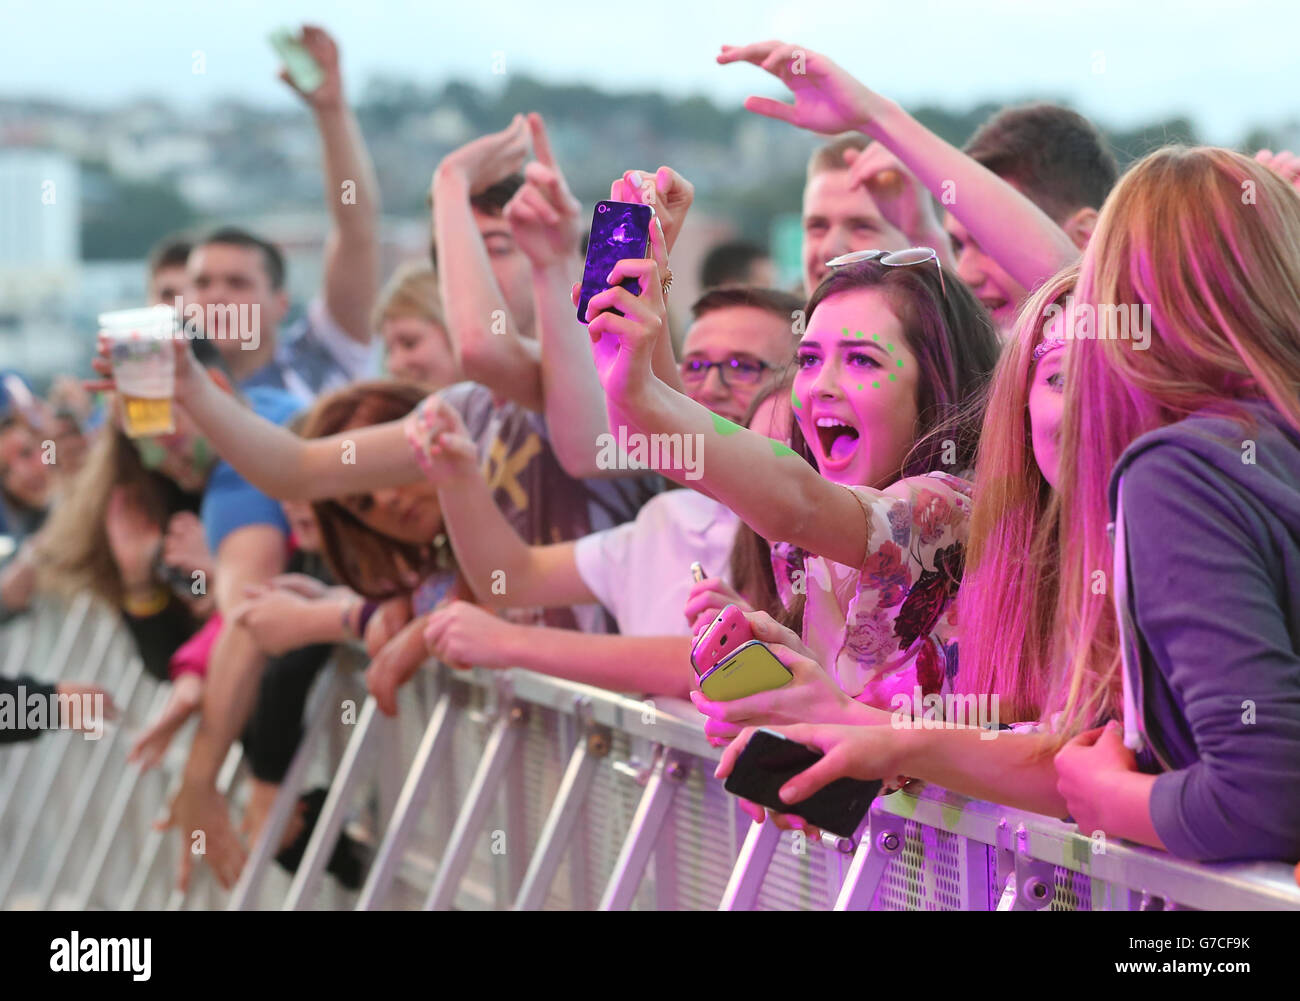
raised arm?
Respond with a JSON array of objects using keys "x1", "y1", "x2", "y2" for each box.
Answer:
[
  {"x1": 584, "y1": 253, "x2": 868, "y2": 568},
  {"x1": 418, "y1": 397, "x2": 595, "y2": 610},
  {"x1": 718, "y1": 41, "x2": 1078, "y2": 292},
  {"x1": 281, "y1": 26, "x2": 380, "y2": 344},
  {"x1": 505, "y1": 121, "x2": 687, "y2": 478},
  {"x1": 432, "y1": 115, "x2": 543, "y2": 411},
  {"x1": 91, "y1": 341, "x2": 421, "y2": 501}
]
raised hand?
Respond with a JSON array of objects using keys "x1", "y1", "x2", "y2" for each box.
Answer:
[
  {"x1": 579, "y1": 214, "x2": 671, "y2": 406},
  {"x1": 276, "y1": 24, "x2": 344, "y2": 111},
  {"x1": 844, "y1": 143, "x2": 949, "y2": 254},
  {"x1": 503, "y1": 114, "x2": 583, "y2": 268},
  {"x1": 717, "y1": 41, "x2": 880, "y2": 136},
  {"x1": 609, "y1": 166, "x2": 695, "y2": 253},
  {"x1": 405, "y1": 393, "x2": 478, "y2": 482},
  {"x1": 436, "y1": 113, "x2": 531, "y2": 197},
  {"x1": 1255, "y1": 148, "x2": 1300, "y2": 192}
]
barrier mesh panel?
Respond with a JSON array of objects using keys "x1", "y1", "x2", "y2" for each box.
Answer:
[
  {"x1": 654, "y1": 758, "x2": 736, "y2": 910},
  {"x1": 543, "y1": 729, "x2": 650, "y2": 910},
  {"x1": 872, "y1": 818, "x2": 966, "y2": 910},
  {"x1": 1050, "y1": 865, "x2": 1093, "y2": 911}
]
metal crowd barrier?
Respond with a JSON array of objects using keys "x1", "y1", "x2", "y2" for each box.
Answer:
[{"x1": 3, "y1": 599, "x2": 1297, "y2": 911}]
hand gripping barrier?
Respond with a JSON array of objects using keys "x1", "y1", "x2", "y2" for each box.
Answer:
[{"x1": 3, "y1": 602, "x2": 1297, "y2": 911}]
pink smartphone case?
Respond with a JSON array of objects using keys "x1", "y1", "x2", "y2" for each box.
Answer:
[{"x1": 690, "y1": 604, "x2": 754, "y2": 676}]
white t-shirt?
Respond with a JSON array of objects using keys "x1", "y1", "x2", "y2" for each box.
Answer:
[{"x1": 573, "y1": 488, "x2": 739, "y2": 637}]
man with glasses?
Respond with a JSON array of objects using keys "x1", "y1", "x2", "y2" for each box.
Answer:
[{"x1": 678, "y1": 286, "x2": 805, "y2": 424}]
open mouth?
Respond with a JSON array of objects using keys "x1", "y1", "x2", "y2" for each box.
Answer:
[{"x1": 815, "y1": 416, "x2": 860, "y2": 465}]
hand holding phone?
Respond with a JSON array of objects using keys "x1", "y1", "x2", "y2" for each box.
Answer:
[
  {"x1": 723, "y1": 728, "x2": 880, "y2": 838},
  {"x1": 691, "y1": 603, "x2": 753, "y2": 676},
  {"x1": 691, "y1": 604, "x2": 792, "y2": 701},
  {"x1": 269, "y1": 27, "x2": 325, "y2": 94},
  {"x1": 577, "y1": 201, "x2": 652, "y2": 324},
  {"x1": 699, "y1": 641, "x2": 792, "y2": 701}
]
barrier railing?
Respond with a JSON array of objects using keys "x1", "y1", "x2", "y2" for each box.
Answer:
[{"x1": 3, "y1": 600, "x2": 1297, "y2": 911}]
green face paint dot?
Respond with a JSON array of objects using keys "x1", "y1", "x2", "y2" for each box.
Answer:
[
  {"x1": 841, "y1": 327, "x2": 850, "y2": 336},
  {"x1": 897, "y1": 359, "x2": 904, "y2": 368},
  {"x1": 710, "y1": 413, "x2": 744, "y2": 436},
  {"x1": 771, "y1": 441, "x2": 798, "y2": 458},
  {"x1": 889, "y1": 374, "x2": 897, "y2": 382},
  {"x1": 886, "y1": 343, "x2": 895, "y2": 353},
  {"x1": 855, "y1": 329, "x2": 865, "y2": 339},
  {"x1": 872, "y1": 333, "x2": 880, "y2": 341},
  {"x1": 857, "y1": 384, "x2": 863, "y2": 392},
  {"x1": 872, "y1": 381, "x2": 880, "y2": 389}
]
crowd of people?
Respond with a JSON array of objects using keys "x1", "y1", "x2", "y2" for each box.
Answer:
[{"x1": 4, "y1": 26, "x2": 1300, "y2": 900}]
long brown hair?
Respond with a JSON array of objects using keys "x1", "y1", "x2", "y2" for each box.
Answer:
[
  {"x1": 1054, "y1": 145, "x2": 1300, "y2": 741},
  {"x1": 797, "y1": 257, "x2": 1000, "y2": 481},
  {"x1": 957, "y1": 266, "x2": 1078, "y2": 721},
  {"x1": 301, "y1": 380, "x2": 453, "y2": 599}
]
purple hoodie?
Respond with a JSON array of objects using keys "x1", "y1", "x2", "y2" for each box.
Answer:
[{"x1": 1110, "y1": 400, "x2": 1300, "y2": 863}]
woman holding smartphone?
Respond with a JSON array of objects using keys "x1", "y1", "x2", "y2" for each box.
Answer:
[
  {"x1": 721, "y1": 148, "x2": 1300, "y2": 864},
  {"x1": 583, "y1": 239, "x2": 1001, "y2": 722}
]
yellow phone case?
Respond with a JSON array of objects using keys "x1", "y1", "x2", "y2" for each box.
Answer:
[{"x1": 699, "y1": 641, "x2": 792, "y2": 701}]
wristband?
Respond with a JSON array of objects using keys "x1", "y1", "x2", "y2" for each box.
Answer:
[{"x1": 355, "y1": 600, "x2": 380, "y2": 639}]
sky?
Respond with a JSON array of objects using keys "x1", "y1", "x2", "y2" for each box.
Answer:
[{"x1": 3, "y1": 0, "x2": 1296, "y2": 144}]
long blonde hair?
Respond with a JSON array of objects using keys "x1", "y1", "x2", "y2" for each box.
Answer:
[
  {"x1": 957, "y1": 265, "x2": 1078, "y2": 721},
  {"x1": 39, "y1": 423, "x2": 187, "y2": 606},
  {"x1": 1054, "y1": 145, "x2": 1300, "y2": 740}
]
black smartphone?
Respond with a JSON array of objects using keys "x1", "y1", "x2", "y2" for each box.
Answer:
[
  {"x1": 723, "y1": 728, "x2": 881, "y2": 839},
  {"x1": 576, "y1": 200, "x2": 652, "y2": 324}
]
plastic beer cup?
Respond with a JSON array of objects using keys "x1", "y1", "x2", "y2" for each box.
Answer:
[{"x1": 100, "y1": 306, "x2": 177, "y2": 438}]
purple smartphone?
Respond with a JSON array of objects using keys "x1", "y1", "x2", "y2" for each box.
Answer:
[{"x1": 576, "y1": 200, "x2": 653, "y2": 324}]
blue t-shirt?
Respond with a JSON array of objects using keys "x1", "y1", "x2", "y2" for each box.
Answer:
[{"x1": 201, "y1": 386, "x2": 301, "y2": 552}]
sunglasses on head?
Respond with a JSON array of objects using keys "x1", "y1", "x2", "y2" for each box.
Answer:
[{"x1": 825, "y1": 247, "x2": 946, "y2": 299}]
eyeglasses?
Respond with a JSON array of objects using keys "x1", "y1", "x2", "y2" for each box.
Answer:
[
  {"x1": 825, "y1": 246, "x2": 946, "y2": 298},
  {"x1": 679, "y1": 356, "x2": 771, "y2": 387}
]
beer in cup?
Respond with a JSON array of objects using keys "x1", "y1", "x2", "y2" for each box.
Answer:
[{"x1": 100, "y1": 306, "x2": 177, "y2": 438}]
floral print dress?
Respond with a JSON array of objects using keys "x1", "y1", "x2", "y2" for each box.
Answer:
[{"x1": 771, "y1": 471, "x2": 970, "y2": 710}]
